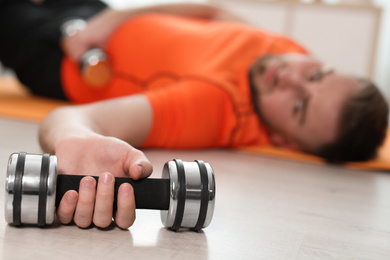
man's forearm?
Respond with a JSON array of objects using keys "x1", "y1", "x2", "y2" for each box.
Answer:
[
  {"x1": 39, "y1": 95, "x2": 153, "y2": 154},
  {"x1": 125, "y1": 2, "x2": 226, "y2": 20},
  {"x1": 95, "y1": 2, "x2": 241, "y2": 34},
  {"x1": 62, "y1": 2, "x2": 242, "y2": 61},
  {"x1": 38, "y1": 106, "x2": 102, "y2": 154}
]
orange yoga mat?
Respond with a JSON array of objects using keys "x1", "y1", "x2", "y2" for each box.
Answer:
[
  {"x1": 0, "y1": 77, "x2": 68, "y2": 121},
  {"x1": 240, "y1": 134, "x2": 390, "y2": 172},
  {"x1": 1, "y1": 77, "x2": 389, "y2": 171}
]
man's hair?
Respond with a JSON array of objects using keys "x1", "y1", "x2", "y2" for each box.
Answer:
[{"x1": 318, "y1": 78, "x2": 389, "y2": 162}]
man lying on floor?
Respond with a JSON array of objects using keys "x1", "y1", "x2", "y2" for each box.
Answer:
[{"x1": 1, "y1": 1, "x2": 388, "y2": 229}]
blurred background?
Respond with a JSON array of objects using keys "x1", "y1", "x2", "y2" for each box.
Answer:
[{"x1": 1, "y1": 0, "x2": 389, "y2": 121}]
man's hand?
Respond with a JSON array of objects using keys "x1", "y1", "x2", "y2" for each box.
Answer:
[
  {"x1": 61, "y1": 8, "x2": 121, "y2": 62},
  {"x1": 54, "y1": 135, "x2": 153, "y2": 229}
]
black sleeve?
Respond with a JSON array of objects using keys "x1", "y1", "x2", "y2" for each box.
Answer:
[
  {"x1": 0, "y1": 0, "x2": 107, "y2": 68},
  {"x1": 0, "y1": 0, "x2": 107, "y2": 99}
]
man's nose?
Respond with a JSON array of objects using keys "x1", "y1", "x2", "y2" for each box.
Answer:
[{"x1": 277, "y1": 70, "x2": 307, "y2": 92}]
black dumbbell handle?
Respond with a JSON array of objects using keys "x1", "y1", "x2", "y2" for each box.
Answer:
[{"x1": 55, "y1": 175, "x2": 170, "y2": 211}]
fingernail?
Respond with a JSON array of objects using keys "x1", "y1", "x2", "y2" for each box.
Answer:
[
  {"x1": 81, "y1": 177, "x2": 95, "y2": 188},
  {"x1": 120, "y1": 184, "x2": 132, "y2": 195},
  {"x1": 66, "y1": 192, "x2": 78, "y2": 203},
  {"x1": 138, "y1": 166, "x2": 144, "y2": 176},
  {"x1": 102, "y1": 172, "x2": 113, "y2": 184}
]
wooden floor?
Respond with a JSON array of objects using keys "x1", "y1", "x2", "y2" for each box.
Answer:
[{"x1": 0, "y1": 117, "x2": 389, "y2": 259}]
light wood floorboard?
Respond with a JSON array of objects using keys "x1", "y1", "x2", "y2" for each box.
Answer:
[{"x1": 0, "y1": 117, "x2": 389, "y2": 260}]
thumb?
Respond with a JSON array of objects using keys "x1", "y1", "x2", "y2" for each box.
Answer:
[{"x1": 124, "y1": 148, "x2": 153, "y2": 180}]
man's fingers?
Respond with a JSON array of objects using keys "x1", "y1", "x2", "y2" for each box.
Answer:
[
  {"x1": 73, "y1": 177, "x2": 96, "y2": 228},
  {"x1": 115, "y1": 183, "x2": 136, "y2": 229},
  {"x1": 57, "y1": 190, "x2": 78, "y2": 224},
  {"x1": 58, "y1": 174, "x2": 137, "y2": 229},
  {"x1": 93, "y1": 172, "x2": 115, "y2": 228}
]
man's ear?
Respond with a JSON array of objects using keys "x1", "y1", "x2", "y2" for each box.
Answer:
[{"x1": 269, "y1": 132, "x2": 302, "y2": 151}]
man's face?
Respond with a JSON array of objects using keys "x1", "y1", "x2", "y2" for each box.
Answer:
[{"x1": 250, "y1": 54, "x2": 359, "y2": 153}]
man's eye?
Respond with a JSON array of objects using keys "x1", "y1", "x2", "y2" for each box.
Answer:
[
  {"x1": 308, "y1": 71, "x2": 323, "y2": 82},
  {"x1": 293, "y1": 100, "x2": 304, "y2": 114}
]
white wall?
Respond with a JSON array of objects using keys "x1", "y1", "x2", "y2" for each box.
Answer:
[{"x1": 372, "y1": 0, "x2": 390, "y2": 104}]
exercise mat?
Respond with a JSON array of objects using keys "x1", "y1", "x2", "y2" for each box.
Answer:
[
  {"x1": 240, "y1": 129, "x2": 390, "y2": 172},
  {"x1": 0, "y1": 77, "x2": 68, "y2": 121}
]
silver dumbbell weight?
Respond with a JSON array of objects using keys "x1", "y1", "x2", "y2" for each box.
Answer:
[{"x1": 5, "y1": 153, "x2": 216, "y2": 231}]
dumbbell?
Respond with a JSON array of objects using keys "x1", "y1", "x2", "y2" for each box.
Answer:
[
  {"x1": 61, "y1": 19, "x2": 112, "y2": 88},
  {"x1": 4, "y1": 153, "x2": 216, "y2": 231},
  {"x1": 79, "y1": 48, "x2": 112, "y2": 88}
]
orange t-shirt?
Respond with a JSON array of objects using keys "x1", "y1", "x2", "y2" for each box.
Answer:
[{"x1": 61, "y1": 14, "x2": 307, "y2": 149}]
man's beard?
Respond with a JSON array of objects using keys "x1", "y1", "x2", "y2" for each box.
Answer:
[{"x1": 248, "y1": 55, "x2": 277, "y2": 128}]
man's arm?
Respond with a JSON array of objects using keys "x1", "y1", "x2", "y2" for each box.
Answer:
[
  {"x1": 62, "y1": 2, "x2": 241, "y2": 61},
  {"x1": 39, "y1": 94, "x2": 153, "y2": 177},
  {"x1": 125, "y1": 2, "x2": 240, "y2": 21},
  {"x1": 39, "y1": 94, "x2": 152, "y2": 152},
  {"x1": 39, "y1": 94, "x2": 153, "y2": 228}
]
